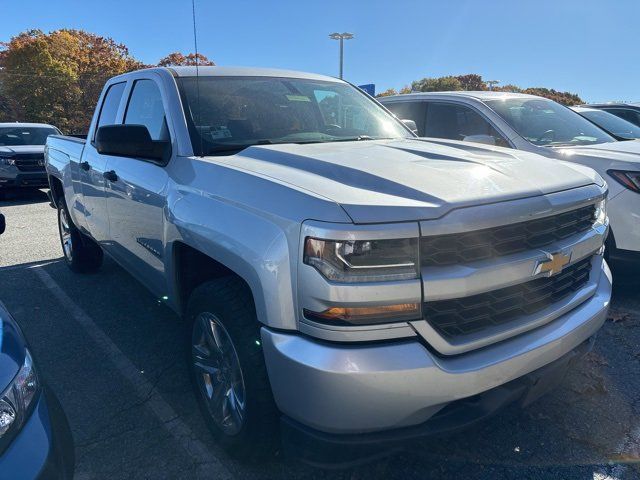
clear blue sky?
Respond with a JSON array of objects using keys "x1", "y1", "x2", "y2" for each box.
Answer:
[{"x1": 3, "y1": 0, "x2": 638, "y2": 102}]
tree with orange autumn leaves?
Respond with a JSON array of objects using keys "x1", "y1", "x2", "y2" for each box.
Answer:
[{"x1": 0, "y1": 29, "x2": 213, "y2": 132}]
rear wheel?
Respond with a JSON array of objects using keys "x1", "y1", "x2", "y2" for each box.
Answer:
[
  {"x1": 57, "y1": 197, "x2": 103, "y2": 273},
  {"x1": 187, "y1": 277, "x2": 279, "y2": 461}
]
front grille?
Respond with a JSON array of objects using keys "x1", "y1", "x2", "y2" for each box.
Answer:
[
  {"x1": 421, "y1": 205, "x2": 596, "y2": 267},
  {"x1": 424, "y1": 257, "x2": 593, "y2": 338},
  {"x1": 13, "y1": 153, "x2": 45, "y2": 172}
]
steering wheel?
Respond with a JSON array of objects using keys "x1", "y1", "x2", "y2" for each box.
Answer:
[{"x1": 540, "y1": 129, "x2": 555, "y2": 143}]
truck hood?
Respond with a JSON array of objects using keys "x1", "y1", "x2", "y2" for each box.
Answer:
[
  {"x1": 0, "y1": 145, "x2": 45, "y2": 155},
  {"x1": 222, "y1": 139, "x2": 599, "y2": 223},
  {"x1": 555, "y1": 140, "x2": 640, "y2": 165}
]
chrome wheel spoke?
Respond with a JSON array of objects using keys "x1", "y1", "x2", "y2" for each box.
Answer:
[
  {"x1": 193, "y1": 354, "x2": 219, "y2": 376},
  {"x1": 227, "y1": 387, "x2": 244, "y2": 426}
]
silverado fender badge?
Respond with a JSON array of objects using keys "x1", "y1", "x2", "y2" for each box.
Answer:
[{"x1": 534, "y1": 251, "x2": 572, "y2": 277}]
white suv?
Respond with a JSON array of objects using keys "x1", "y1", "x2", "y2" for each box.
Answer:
[{"x1": 380, "y1": 92, "x2": 640, "y2": 267}]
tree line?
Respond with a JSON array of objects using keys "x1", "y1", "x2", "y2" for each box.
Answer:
[
  {"x1": 1, "y1": 30, "x2": 584, "y2": 133},
  {"x1": 376, "y1": 73, "x2": 584, "y2": 106},
  {"x1": 0, "y1": 29, "x2": 213, "y2": 133}
]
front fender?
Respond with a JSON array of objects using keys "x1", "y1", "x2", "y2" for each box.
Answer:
[{"x1": 165, "y1": 189, "x2": 300, "y2": 331}]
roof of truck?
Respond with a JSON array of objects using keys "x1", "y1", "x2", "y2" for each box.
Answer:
[{"x1": 145, "y1": 66, "x2": 341, "y2": 83}]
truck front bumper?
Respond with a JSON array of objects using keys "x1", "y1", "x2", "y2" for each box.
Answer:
[{"x1": 261, "y1": 261, "x2": 612, "y2": 466}]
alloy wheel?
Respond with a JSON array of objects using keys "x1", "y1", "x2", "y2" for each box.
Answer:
[
  {"x1": 59, "y1": 207, "x2": 73, "y2": 262},
  {"x1": 191, "y1": 312, "x2": 246, "y2": 435}
]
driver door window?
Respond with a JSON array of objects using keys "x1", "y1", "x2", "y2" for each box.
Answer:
[
  {"x1": 124, "y1": 79, "x2": 169, "y2": 141},
  {"x1": 424, "y1": 103, "x2": 510, "y2": 147}
]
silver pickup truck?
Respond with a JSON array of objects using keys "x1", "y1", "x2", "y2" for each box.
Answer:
[{"x1": 45, "y1": 66, "x2": 611, "y2": 466}]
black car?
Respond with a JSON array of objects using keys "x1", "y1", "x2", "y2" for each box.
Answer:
[
  {"x1": 586, "y1": 103, "x2": 640, "y2": 128},
  {"x1": 0, "y1": 245, "x2": 74, "y2": 479},
  {"x1": 571, "y1": 106, "x2": 640, "y2": 140}
]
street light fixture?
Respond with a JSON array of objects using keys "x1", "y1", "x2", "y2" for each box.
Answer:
[{"x1": 329, "y1": 32, "x2": 354, "y2": 79}]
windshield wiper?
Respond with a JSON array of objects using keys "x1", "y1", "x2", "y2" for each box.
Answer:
[
  {"x1": 329, "y1": 135, "x2": 392, "y2": 142},
  {"x1": 204, "y1": 136, "x2": 394, "y2": 154},
  {"x1": 206, "y1": 139, "x2": 275, "y2": 155}
]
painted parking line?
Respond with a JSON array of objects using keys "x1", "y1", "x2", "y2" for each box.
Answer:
[{"x1": 33, "y1": 267, "x2": 234, "y2": 479}]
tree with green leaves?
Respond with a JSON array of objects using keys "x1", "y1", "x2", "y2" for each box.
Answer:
[
  {"x1": 411, "y1": 76, "x2": 462, "y2": 92},
  {"x1": 522, "y1": 87, "x2": 583, "y2": 106}
]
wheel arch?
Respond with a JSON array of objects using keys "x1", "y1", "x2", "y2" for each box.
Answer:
[
  {"x1": 48, "y1": 175, "x2": 64, "y2": 208},
  {"x1": 170, "y1": 241, "x2": 266, "y2": 325}
]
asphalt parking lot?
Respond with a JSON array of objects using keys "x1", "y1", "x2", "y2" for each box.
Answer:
[{"x1": 0, "y1": 188, "x2": 639, "y2": 480}]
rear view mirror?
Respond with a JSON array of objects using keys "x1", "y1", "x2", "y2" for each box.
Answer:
[
  {"x1": 95, "y1": 125, "x2": 170, "y2": 163},
  {"x1": 0, "y1": 214, "x2": 5, "y2": 235},
  {"x1": 401, "y1": 119, "x2": 418, "y2": 134},
  {"x1": 463, "y1": 134, "x2": 496, "y2": 146}
]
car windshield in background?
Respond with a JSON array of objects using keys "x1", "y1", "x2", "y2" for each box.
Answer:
[
  {"x1": 486, "y1": 98, "x2": 615, "y2": 147},
  {"x1": 578, "y1": 109, "x2": 640, "y2": 140},
  {"x1": 177, "y1": 76, "x2": 412, "y2": 155},
  {"x1": 0, "y1": 127, "x2": 59, "y2": 146}
]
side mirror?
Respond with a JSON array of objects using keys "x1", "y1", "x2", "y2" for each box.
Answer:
[
  {"x1": 0, "y1": 214, "x2": 5, "y2": 235},
  {"x1": 401, "y1": 119, "x2": 418, "y2": 134},
  {"x1": 463, "y1": 134, "x2": 496, "y2": 146},
  {"x1": 95, "y1": 125, "x2": 170, "y2": 163}
]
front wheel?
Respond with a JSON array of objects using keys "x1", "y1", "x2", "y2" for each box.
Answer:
[
  {"x1": 57, "y1": 198, "x2": 103, "y2": 273},
  {"x1": 187, "y1": 277, "x2": 279, "y2": 462}
]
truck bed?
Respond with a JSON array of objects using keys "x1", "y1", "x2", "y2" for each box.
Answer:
[{"x1": 45, "y1": 135, "x2": 86, "y2": 179}]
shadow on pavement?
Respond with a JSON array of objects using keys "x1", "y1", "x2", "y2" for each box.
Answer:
[
  {"x1": 0, "y1": 188, "x2": 49, "y2": 207},
  {"x1": 0, "y1": 255, "x2": 638, "y2": 479}
]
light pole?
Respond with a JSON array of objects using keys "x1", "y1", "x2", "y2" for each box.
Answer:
[
  {"x1": 486, "y1": 80, "x2": 500, "y2": 91},
  {"x1": 329, "y1": 32, "x2": 354, "y2": 79}
]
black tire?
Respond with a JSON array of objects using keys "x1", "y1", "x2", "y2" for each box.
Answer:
[
  {"x1": 186, "y1": 277, "x2": 279, "y2": 462},
  {"x1": 57, "y1": 197, "x2": 103, "y2": 273}
]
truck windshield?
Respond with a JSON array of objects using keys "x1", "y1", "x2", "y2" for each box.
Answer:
[
  {"x1": 485, "y1": 98, "x2": 615, "y2": 147},
  {"x1": 176, "y1": 76, "x2": 413, "y2": 155},
  {"x1": 0, "y1": 126, "x2": 59, "y2": 146}
]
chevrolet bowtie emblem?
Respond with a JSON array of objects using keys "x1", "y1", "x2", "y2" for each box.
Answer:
[{"x1": 534, "y1": 251, "x2": 572, "y2": 277}]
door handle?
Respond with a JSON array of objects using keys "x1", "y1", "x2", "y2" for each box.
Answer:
[
  {"x1": 80, "y1": 161, "x2": 90, "y2": 171},
  {"x1": 103, "y1": 170, "x2": 118, "y2": 182}
]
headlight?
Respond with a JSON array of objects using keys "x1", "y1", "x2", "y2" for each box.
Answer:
[
  {"x1": 303, "y1": 237, "x2": 419, "y2": 283},
  {"x1": 594, "y1": 198, "x2": 607, "y2": 225},
  {"x1": 0, "y1": 156, "x2": 15, "y2": 166},
  {"x1": 0, "y1": 350, "x2": 39, "y2": 445},
  {"x1": 608, "y1": 170, "x2": 640, "y2": 194}
]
